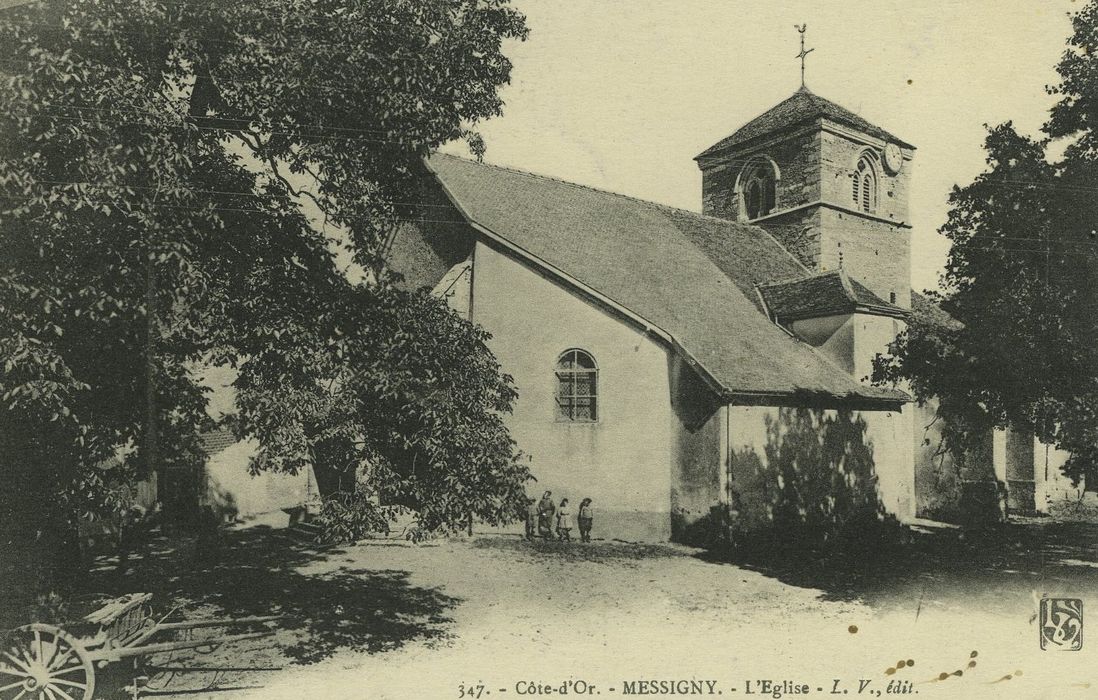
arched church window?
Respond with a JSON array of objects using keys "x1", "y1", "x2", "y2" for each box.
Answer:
[
  {"x1": 556, "y1": 349, "x2": 598, "y2": 422},
  {"x1": 742, "y1": 163, "x2": 776, "y2": 220},
  {"x1": 852, "y1": 156, "x2": 877, "y2": 213}
]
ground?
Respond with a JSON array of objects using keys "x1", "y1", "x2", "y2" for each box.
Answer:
[{"x1": 5, "y1": 520, "x2": 1098, "y2": 699}]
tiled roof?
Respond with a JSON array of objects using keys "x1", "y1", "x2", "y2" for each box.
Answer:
[
  {"x1": 759, "y1": 270, "x2": 908, "y2": 322},
  {"x1": 425, "y1": 154, "x2": 907, "y2": 407},
  {"x1": 199, "y1": 427, "x2": 237, "y2": 455},
  {"x1": 658, "y1": 207, "x2": 807, "y2": 311},
  {"x1": 696, "y1": 87, "x2": 914, "y2": 160},
  {"x1": 96, "y1": 428, "x2": 237, "y2": 470}
]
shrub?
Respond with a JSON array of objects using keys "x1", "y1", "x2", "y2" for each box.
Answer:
[{"x1": 312, "y1": 488, "x2": 399, "y2": 545}]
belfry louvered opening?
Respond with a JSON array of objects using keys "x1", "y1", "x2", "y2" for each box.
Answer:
[{"x1": 852, "y1": 156, "x2": 877, "y2": 214}]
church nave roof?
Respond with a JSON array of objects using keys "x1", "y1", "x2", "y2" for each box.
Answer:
[{"x1": 424, "y1": 153, "x2": 907, "y2": 408}]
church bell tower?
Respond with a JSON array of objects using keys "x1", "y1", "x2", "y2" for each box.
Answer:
[{"x1": 694, "y1": 86, "x2": 915, "y2": 309}]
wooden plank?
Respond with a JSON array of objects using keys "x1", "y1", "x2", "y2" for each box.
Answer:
[
  {"x1": 153, "y1": 615, "x2": 284, "y2": 631},
  {"x1": 95, "y1": 631, "x2": 275, "y2": 662},
  {"x1": 83, "y1": 593, "x2": 153, "y2": 626}
]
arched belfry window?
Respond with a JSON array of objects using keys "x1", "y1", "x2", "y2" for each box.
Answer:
[
  {"x1": 555, "y1": 349, "x2": 597, "y2": 422},
  {"x1": 852, "y1": 156, "x2": 877, "y2": 213},
  {"x1": 740, "y1": 160, "x2": 777, "y2": 220}
]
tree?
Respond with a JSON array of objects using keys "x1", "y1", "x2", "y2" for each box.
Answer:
[
  {"x1": 873, "y1": 2, "x2": 1098, "y2": 485},
  {"x1": 0, "y1": 0, "x2": 530, "y2": 591},
  {"x1": 235, "y1": 282, "x2": 531, "y2": 537}
]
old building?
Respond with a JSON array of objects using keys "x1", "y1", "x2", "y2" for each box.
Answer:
[
  {"x1": 190, "y1": 87, "x2": 1085, "y2": 536},
  {"x1": 385, "y1": 85, "x2": 1089, "y2": 542},
  {"x1": 387, "y1": 87, "x2": 925, "y2": 541}
]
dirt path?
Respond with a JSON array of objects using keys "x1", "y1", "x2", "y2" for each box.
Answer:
[
  {"x1": 68, "y1": 522, "x2": 1098, "y2": 699},
  {"x1": 237, "y1": 531, "x2": 1098, "y2": 700}
]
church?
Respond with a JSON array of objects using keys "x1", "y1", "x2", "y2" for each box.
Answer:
[
  {"x1": 381, "y1": 84, "x2": 1085, "y2": 542},
  {"x1": 187, "y1": 83, "x2": 1083, "y2": 541},
  {"x1": 387, "y1": 87, "x2": 917, "y2": 542}
]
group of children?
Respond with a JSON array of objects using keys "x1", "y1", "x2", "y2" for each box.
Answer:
[{"x1": 526, "y1": 491, "x2": 594, "y2": 542}]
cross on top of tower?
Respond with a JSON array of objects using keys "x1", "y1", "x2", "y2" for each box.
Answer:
[{"x1": 795, "y1": 24, "x2": 814, "y2": 89}]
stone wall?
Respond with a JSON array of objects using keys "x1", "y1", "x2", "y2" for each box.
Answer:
[
  {"x1": 912, "y1": 400, "x2": 964, "y2": 521},
  {"x1": 1005, "y1": 429, "x2": 1037, "y2": 514},
  {"x1": 818, "y1": 208, "x2": 911, "y2": 308},
  {"x1": 819, "y1": 128, "x2": 911, "y2": 224},
  {"x1": 700, "y1": 129, "x2": 820, "y2": 221},
  {"x1": 699, "y1": 124, "x2": 913, "y2": 306},
  {"x1": 753, "y1": 207, "x2": 822, "y2": 270}
]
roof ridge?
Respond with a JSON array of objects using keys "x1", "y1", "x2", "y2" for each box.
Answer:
[
  {"x1": 430, "y1": 153, "x2": 813, "y2": 275},
  {"x1": 836, "y1": 268, "x2": 857, "y2": 301},
  {"x1": 433, "y1": 153, "x2": 746, "y2": 226},
  {"x1": 758, "y1": 268, "x2": 840, "y2": 289},
  {"x1": 431, "y1": 153, "x2": 685, "y2": 212}
]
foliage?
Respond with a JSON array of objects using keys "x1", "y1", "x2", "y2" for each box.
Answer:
[
  {"x1": 237, "y1": 283, "x2": 532, "y2": 535},
  {"x1": 873, "y1": 3, "x2": 1098, "y2": 484},
  {"x1": 0, "y1": 0, "x2": 530, "y2": 583},
  {"x1": 312, "y1": 486, "x2": 397, "y2": 545}
]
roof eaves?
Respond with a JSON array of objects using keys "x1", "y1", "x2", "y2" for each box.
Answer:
[
  {"x1": 727, "y1": 387, "x2": 909, "y2": 410},
  {"x1": 775, "y1": 305, "x2": 856, "y2": 323},
  {"x1": 817, "y1": 116, "x2": 915, "y2": 151},
  {"x1": 774, "y1": 302, "x2": 910, "y2": 323},
  {"x1": 853, "y1": 303, "x2": 910, "y2": 320}
]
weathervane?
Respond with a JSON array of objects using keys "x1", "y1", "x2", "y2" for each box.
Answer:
[{"x1": 795, "y1": 24, "x2": 814, "y2": 89}]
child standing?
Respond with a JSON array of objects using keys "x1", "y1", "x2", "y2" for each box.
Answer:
[
  {"x1": 524, "y1": 497, "x2": 537, "y2": 540},
  {"x1": 537, "y1": 491, "x2": 555, "y2": 540},
  {"x1": 556, "y1": 498, "x2": 573, "y2": 542},
  {"x1": 578, "y1": 498, "x2": 593, "y2": 542}
]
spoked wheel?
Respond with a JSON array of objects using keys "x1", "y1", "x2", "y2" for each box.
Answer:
[{"x1": 0, "y1": 623, "x2": 95, "y2": 700}]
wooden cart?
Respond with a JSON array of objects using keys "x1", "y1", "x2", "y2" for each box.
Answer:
[{"x1": 0, "y1": 593, "x2": 281, "y2": 699}]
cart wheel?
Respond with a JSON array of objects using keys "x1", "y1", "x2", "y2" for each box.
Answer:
[{"x1": 0, "y1": 623, "x2": 95, "y2": 700}]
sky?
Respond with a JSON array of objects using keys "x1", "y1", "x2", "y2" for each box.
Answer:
[{"x1": 440, "y1": 0, "x2": 1079, "y2": 294}]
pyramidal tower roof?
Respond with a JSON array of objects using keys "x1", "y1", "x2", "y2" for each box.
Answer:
[{"x1": 696, "y1": 86, "x2": 914, "y2": 160}]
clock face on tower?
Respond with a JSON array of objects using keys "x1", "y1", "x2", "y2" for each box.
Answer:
[{"x1": 883, "y1": 143, "x2": 904, "y2": 174}]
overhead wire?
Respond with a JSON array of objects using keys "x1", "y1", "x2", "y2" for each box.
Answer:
[{"x1": 0, "y1": 17, "x2": 446, "y2": 61}]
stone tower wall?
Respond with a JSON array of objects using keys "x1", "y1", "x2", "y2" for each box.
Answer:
[
  {"x1": 698, "y1": 120, "x2": 913, "y2": 306},
  {"x1": 700, "y1": 129, "x2": 820, "y2": 221}
]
